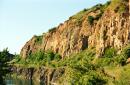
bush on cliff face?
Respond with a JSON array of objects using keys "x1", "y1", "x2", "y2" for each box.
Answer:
[
  {"x1": 110, "y1": 0, "x2": 128, "y2": 14},
  {"x1": 68, "y1": 1, "x2": 111, "y2": 27},
  {"x1": 34, "y1": 35, "x2": 43, "y2": 45},
  {"x1": 88, "y1": 16, "x2": 94, "y2": 25},
  {"x1": 87, "y1": 1, "x2": 111, "y2": 26},
  {"x1": 71, "y1": 8, "x2": 88, "y2": 26}
]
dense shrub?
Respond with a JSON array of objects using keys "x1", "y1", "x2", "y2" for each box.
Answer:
[
  {"x1": 113, "y1": 65, "x2": 130, "y2": 85},
  {"x1": 79, "y1": 71, "x2": 107, "y2": 85},
  {"x1": 123, "y1": 46, "x2": 130, "y2": 58},
  {"x1": 96, "y1": 58, "x2": 114, "y2": 67},
  {"x1": 54, "y1": 54, "x2": 62, "y2": 61},
  {"x1": 96, "y1": 46, "x2": 130, "y2": 66},
  {"x1": 114, "y1": 54, "x2": 127, "y2": 66},
  {"x1": 34, "y1": 35, "x2": 43, "y2": 44},
  {"x1": 88, "y1": 16, "x2": 94, "y2": 25},
  {"x1": 104, "y1": 47, "x2": 116, "y2": 58},
  {"x1": 0, "y1": 48, "x2": 13, "y2": 84},
  {"x1": 0, "y1": 48, "x2": 14, "y2": 62},
  {"x1": 14, "y1": 55, "x2": 21, "y2": 63},
  {"x1": 30, "y1": 50, "x2": 45, "y2": 61},
  {"x1": 113, "y1": 46, "x2": 130, "y2": 66},
  {"x1": 14, "y1": 50, "x2": 62, "y2": 67},
  {"x1": 57, "y1": 48, "x2": 108, "y2": 84}
]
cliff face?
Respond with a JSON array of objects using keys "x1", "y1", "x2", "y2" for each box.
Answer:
[
  {"x1": 11, "y1": 66, "x2": 64, "y2": 85},
  {"x1": 21, "y1": 0, "x2": 130, "y2": 58}
]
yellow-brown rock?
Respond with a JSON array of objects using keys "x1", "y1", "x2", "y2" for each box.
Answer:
[{"x1": 20, "y1": 0, "x2": 130, "y2": 58}]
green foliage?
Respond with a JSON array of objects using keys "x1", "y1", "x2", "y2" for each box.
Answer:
[
  {"x1": 70, "y1": 1, "x2": 111, "y2": 26},
  {"x1": 87, "y1": 2, "x2": 111, "y2": 26},
  {"x1": 70, "y1": 4, "x2": 105, "y2": 26},
  {"x1": 103, "y1": 1, "x2": 111, "y2": 8},
  {"x1": 0, "y1": 48, "x2": 13, "y2": 84},
  {"x1": 0, "y1": 48, "x2": 12, "y2": 62},
  {"x1": 114, "y1": 54, "x2": 127, "y2": 66},
  {"x1": 54, "y1": 54, "x2": 62, "y2": 61},
  {"x1": 104, "y1": 48, "x2": 116, "y2": 58},
  {"x1": 87, "y1": 16, "x2": 94, "y2": 25},
  {"x1": 95, "y1": 11, "x2": 103, "y2": 20},
  {"x1": 48, "y1": 27, "x2": 57, "y2": 33},
  {"x1": 71, "y1": 9, "x2": 88, "y2": 20},
  {"x1": 14, "y1": 50, "x2": 62, "y2": 67},
  {"x1": 96, "y1": 46, "x2": 130, "y2": 67},
  {"x1": 114, "y1": 46, "x2": 130, "y2": 66},
  {"x1": 86, "y1": 4, "x2": 103, "y2": 25},
  {"x1": 79, "y1": 71, "x2": 107, "y2": 85},
  {"x1": 113, "y1": 65, "x2": 130, "y2": 85},
  {"x1": 46, "y1": 51, "x2": 55, "y2": 61},
  {"x1": 57, "y1": 48, "x2": 109, "y2": 84},
  {"x1": 71, "y1": 9, "x2": 87, "y2": 26},
  {"x1": 29, "y1": 50, "x2": 45, "y2": 61},
  {"x1": 123, "y1": 46, "x2": 130, "y2": 58},
  {"x1": 96, "y1": 58, "x2": 113, "y2": 67},
  {"x1": 117, "y1": 5, "x2": 127, "y2": 13},
  {"x1": 90, "y1": 4, "x2": 103, "y2": 12},
  {"x1": 96, "y1": 47, "x2": 130, "y2": 66},
  {"x1": 13, "y1": 44, "x2": 130, "y2": 84},
  {"x1": 3, "y1": 1, "x2": 130, "y2": 84},
  {"x1": 110, "y1": 0, "x2": 127, "y2": 14},
  {"x1": 110, "y1": 0, "x2": 121, "y2": 9},
  {"x1": 14, "y1": 55, "x2": 21, "y2": 63},
  {"x1": 34, "y1": 35, "x2": 43, "y2": 44}
]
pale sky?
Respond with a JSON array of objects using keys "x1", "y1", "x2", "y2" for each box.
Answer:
[{"x1": 0, "y1": 0, "x2": 109, "y2": 54}]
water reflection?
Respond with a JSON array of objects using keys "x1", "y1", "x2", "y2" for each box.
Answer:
[
  {"x1": 0, "y1": 76, "x2": 5, "y2": 85},
  {"x1": 5, "y1": 75, "x2": 44, "y2": 85}
]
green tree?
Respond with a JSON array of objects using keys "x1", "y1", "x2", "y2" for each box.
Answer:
[
  {"x1": 88, "y1": 16, "x2": 94, "y2": 25},
  {"x1": 0, "y1": 48, "x2": 13, "y2": 84}
]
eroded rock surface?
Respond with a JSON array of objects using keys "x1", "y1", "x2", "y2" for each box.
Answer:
[{"x1": 20, "y1": 0, "x2": 130, "y2": 58}]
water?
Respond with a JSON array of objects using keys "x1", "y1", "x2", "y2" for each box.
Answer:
[
  {"x1": 5, "y1": 78, "x2": 34, "y2": 85},
  {"x1": 5, "y1": 75, "x2": 43, "y2": 85}
]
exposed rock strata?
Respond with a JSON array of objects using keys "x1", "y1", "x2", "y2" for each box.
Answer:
[
  {"x1": 11, "y1": 66, "x2": 64, "y2": 84},
  {"x1": 21, "y1": 1, "x2": 130, "y2": 58}
]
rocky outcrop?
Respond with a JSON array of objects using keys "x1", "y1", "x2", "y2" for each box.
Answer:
[
  {"x1": 20, "y1": 0, "x2": 130, "y2": 58},
  {"x1": 11, "y1": 66, "x2": 65, "y2": 85}
]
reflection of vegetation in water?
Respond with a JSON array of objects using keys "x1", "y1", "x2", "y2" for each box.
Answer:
[{"x1": 5, "y1": 74, "x2": 43, "y2": 85}]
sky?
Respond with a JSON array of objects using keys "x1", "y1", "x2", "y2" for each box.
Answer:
[{"x1": 0, "y1": 0, "x2": 109, "y2": 54}]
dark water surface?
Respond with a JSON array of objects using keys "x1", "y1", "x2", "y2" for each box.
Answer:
[{"x1": 5, "y1": 75, "x2": 43, "y2": 85}]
